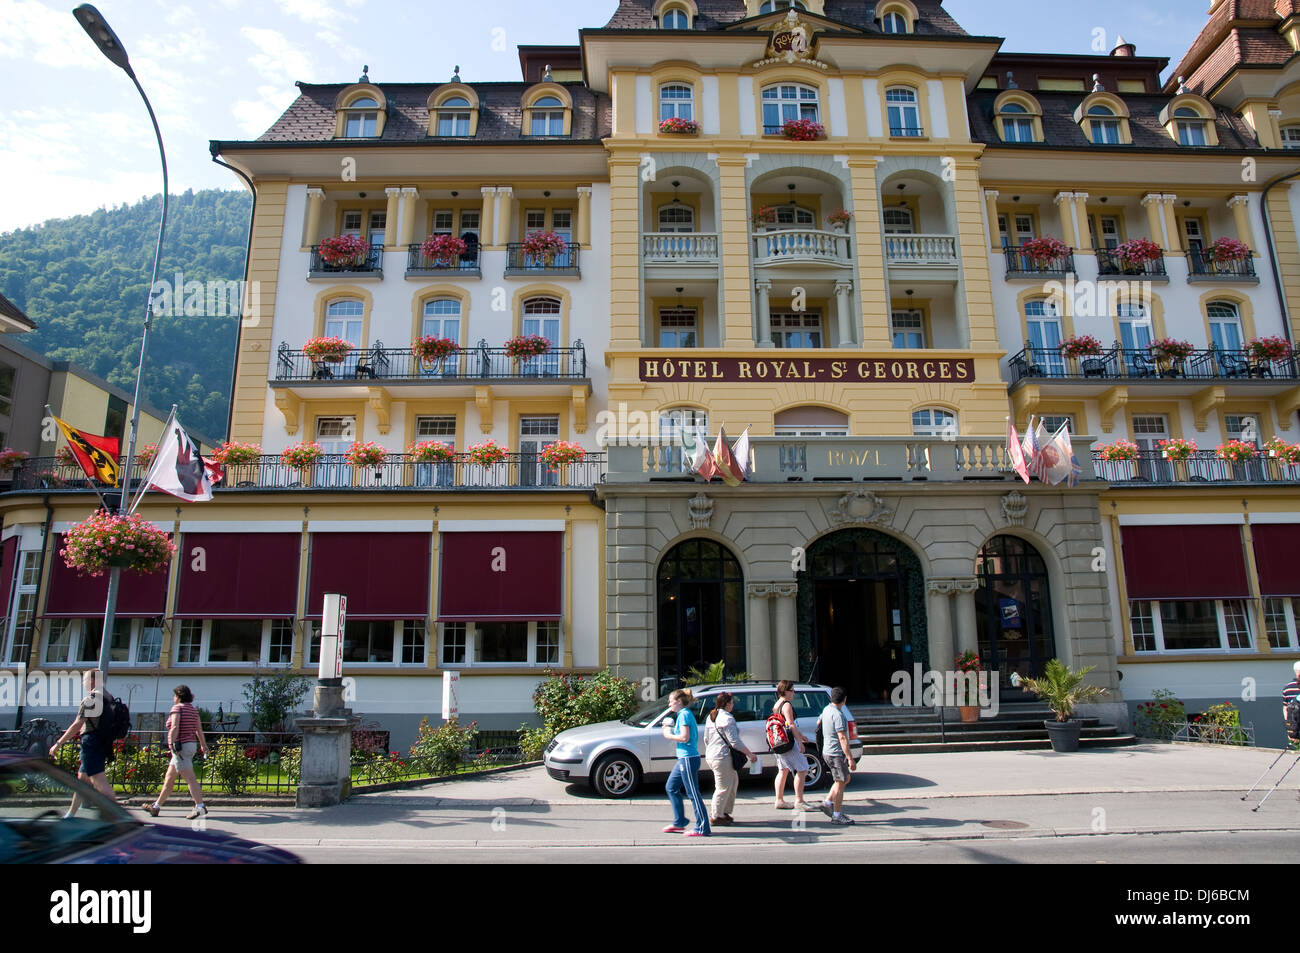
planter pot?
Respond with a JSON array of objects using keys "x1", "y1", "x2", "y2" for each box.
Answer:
[
  {"x1": 1044, "y1": 719, "x2": 1082, "y2": 752},
  {"x1": 959, "y1": 705, "x2": 980, "y2": 723}
]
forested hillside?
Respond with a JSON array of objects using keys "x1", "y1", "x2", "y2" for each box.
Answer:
[{"x1": 0, "y1": 189, "x2": 252, "y2": 441}]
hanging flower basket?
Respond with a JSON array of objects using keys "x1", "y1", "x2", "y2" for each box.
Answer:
[
  {"x1": 504, "y1": 334, "x2": 552, "y2": 359},
  {"x1": 303, "y1": 336, "x2": 353, "y2": 363},
  {"x1": 1021, "y1": 236, "x2": 1070, "y2": 264},
  {"x1": 752, "y1": 205, "x2": 778, "y2": 229},
  {"x1": 465, "y1": 440, "x2": 508, "y2": 467},
  {"x1": 1245, "y1": 336, "x2": 1291, "y2": 361},
  {"x1": 318, "y1": 234, "x2": 369, "y2": 265},
  {"x1": 1216, "y1": 440, "x2": 1257, "y2": 464},
  {"x1": 1112, "y1": 237, "x2": 1163, "y2": 266},
  {"x1": 280, "y1": 442, "x2": 324, "y2": 469},
  {"x1": 1265, "y1": 437, "x2": 1300, "y2": 465},
  {"x1": 408, "y1": 441, "x2": 455, "y2": 464},
  {"x1": 1059, "y1": 335, "x2": 1103, "y2": 358},
  {"x1": 60, "y1": 510, "x2": 176, "y2": 578},
  {"x1": 210, "y1": 441, "x2": 262, "y2": 466},
  {"x1": 344, "y1": 441, "x2": 387, "y2": 467},
  {"x1": 1098, "y1": 439, "x2": 1139, "y2": 462},
  {"x1": 0, "y1": 448, "x2": 29, "y2": 469},
  {"x1": 522, "y1": 230, "x2": 568, "y2": 263},
  {"x1": 412, "y1": 336, "x2": 461, "y2": 364},
  {"x1": 539, "y1": 440, "x2": 586, "y2": 471},
  {"x1": 824, "y1": 209, "x2": 852, "y2": 228},
  {"x1": 420, "y1": 234, "x2": 467, "y2": 264},
  {"x1": 136, "y1": 444, "x2": 158, "y2": 468},
  {"x1": 55, "y1": 445, "x2": 77, "y2": 467},
  {"x1": 1157, "y1": 438, "x2": 1197, "y2": 461},
  {"x1": 781, "y1": 118, "x2": 825, "y2": 141},
  {"x1": 1148, "y1": 338, "x2": 1194, "y2": 361},
  {"x1": 658, "y1": 117, "x2": 700, "y2": 135},
  {"x1": 1208, "y1": 237, "x2": 1250, "y2": 262}
]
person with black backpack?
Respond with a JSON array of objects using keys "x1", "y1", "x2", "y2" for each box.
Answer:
[
  {"x1": 1283, "y1": 661, "x2": 1300, "y2": 745},
  {"x1": 49, "y1": 669, "x2": 130, "y2": 817}
]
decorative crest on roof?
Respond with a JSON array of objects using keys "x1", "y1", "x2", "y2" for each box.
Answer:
[{"x1": 753, "y1": 10, "x2": 829, "y2": 70}]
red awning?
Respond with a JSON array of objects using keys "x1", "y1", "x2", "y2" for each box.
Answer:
[
  {"x1": 45, "y1": 534, "x2": 169, "y2": 618},
  {"x1": 438, "y1": 531, "x2": 562, "y2": 622},
  {"x1": 1121, "y1": 525, "x2": 1250, "y2": 601},
  {"x1": 0, "y1": 537, "x2": 17, "y2": 621},
  {"x1": 1252, "y1": 524, "x2": 1300, "y2": 597},
  {"x1": 175, "y1": 532, "x2": 301, "y2": 618},
  {"x1": 307, "y1": 533, "x2": 430, "y2": 619}
]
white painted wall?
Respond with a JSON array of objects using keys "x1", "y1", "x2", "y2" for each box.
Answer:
[
  {"x1": 635, "y1": 75, "x2": 653, "y2": 135},
  {"x1": 701, "y1": 76, "x2": 720, "y2": 135},
  {"x1": 863, "y1": 79, "x2": 883, "y2": 137},
  {"x1": 571, "y1": 520, "x2": 600, "y2": 668},
  {"x1": 738, "y1": 76, "x2": 756, "y2": 137},
  {"x1": 827, "y1": 77, "x2": 847, "y2": 138},
  {"x1": 926, "y1": 79, "x2": 948, "y2": 139}
]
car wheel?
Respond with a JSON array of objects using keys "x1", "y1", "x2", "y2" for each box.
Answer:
[
  {"x1": 592, "y1": 752, "x2": 642, "y2": 798},
  {"x1": 802, "y1": 750, "x2": 826, "y2": 790}
]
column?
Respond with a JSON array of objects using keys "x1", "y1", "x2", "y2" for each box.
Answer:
[
  {"x1": 983, "y1": 189, "x2": 1000, "y2": 248},
  {"x1": 304, "y1": 187, "x2": 325, "y2": 249},
  {"x1": 399, "y1": 187, "x2": 419, "y2": 248},
  {"x1": 772, "y1": 583, "x2": 799, "y2": 681},
  {"x1": 953, "y1": 578, "x2": 979, "y2": 656},
  {"x1": 1054, "y1": 192, "x2": 1077, "y2": 248},
  {"x1": 1072, "y1": 193, "x2": 1092, "y2": 251},
  {"x1": 755, "y1": 279, "x2": 773, "y2": 347},
  {"x1": 925, "y1": 581, "x2": 955, "y2": 674},
  {"x1": 479, "y1": 187, "x2": 496, "y2": 247},
  {"x1": 1140, "y1": 193, "x2": 1165, "y2": 246},
  {"x1": 1228, "y1": 195, "x2": 1253, "y2": 251},
  {"x1": 1241, "y1": 517, "x2": 1273, "y2": 654},
  {"x1": 384, "y1": 187, "x2": 402, "y2": 249},
  {"x1": 716, "y1": 155, "x2": 755, "y2": 346},
  {"x1": 834, "y1": 280, "x2": 854, "y2": 347},
  {"x1": 1109, "y1": 514, "x2": 1135, "y2": 657},
  {"x1": 746, "y1": 584, "x2": 774, "y2": 680},
  {"x1": 608, "y1": 155, "x2": 643, "y2": 348},
  {"x1": 496, "y1": 186, "x2": 514, "y2": 248},
  {"x1": 1268, "y1": 109, "x2": 1284, "y2": 150},
  {"x1": 1160, "y1": 195, "x2": 1182, "y2": 253},
  {"x1": 576, "y1": 186, "x2": 592, "y2": 248}
]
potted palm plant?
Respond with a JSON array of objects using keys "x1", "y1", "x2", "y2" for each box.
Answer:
[
  {"x1": 954, "y1": 651, "x2": 981, "y2": 722},
  {"x1": 1017, "y1": 658, "x2": 1105, "y2": 752}
]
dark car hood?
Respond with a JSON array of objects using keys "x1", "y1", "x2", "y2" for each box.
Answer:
[{"x1": 65, "y1": 822, "x2": 302, "y2": 865}]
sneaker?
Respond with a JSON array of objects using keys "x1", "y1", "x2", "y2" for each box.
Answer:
[
  {"x1": 831, "y1": 814, "x2": 855, "y2": 825},
  {"x1": 711, "y1": 815, "x2": 733, "y2": 826},
  {"x1": 685, "y1": 830, "x2": 709, "y2": 837},
  {"x1": 186, "y1": 805, "x2": 208, "y2": 820},
  {"x1": 819, "y1": 801, "x2": 834, "y2": 818},
  {"x1": 144, "y1": 803, "x2": 160, "y2": 818},
  {"x1": 662, "y1": 825, "x2": 686, "y2": 833}
]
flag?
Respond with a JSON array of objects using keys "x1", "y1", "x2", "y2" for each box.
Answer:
[
  {"x1": 1036, "y1": 422, "x2": 1073, "y2": 486},
  {"x1": 731, "y1": 427, "x2": 751, "y2": 482},
  {"x1": 1049, "y1": 422, "x2": 1082, "y2": 488},
  {"x1": 713, "y1": 425, "x2": 742, "y2": 486},
  {"x1": 1006, "y1": 417, "x2": 1030, "y2": 484},
  {"x1": 682, "y1": 424, "x2": 717, "y2": 480},
  {"x1": 50, "y1": 414, "x2": 119, "y2": 485},
  {"x1": 140, "y1": 417, "x2": 224, "y2": 503},
  {"x1": 1024, "y1": 418, "x2": 1052, "y2": 483}
]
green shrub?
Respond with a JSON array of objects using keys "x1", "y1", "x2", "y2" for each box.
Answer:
[
  {"x1": 1192, "y1": 701, "x2": 1250, "y2": 745},
  {"x1": 53, "y1": 742, "x2": 80, "y2": 774},
  {"x1": 114, "y1": 745, "x2": 167, "y2": 794},
  {"x1": 242, "y1": 670, "x2": 312, "y2": 733},
  {"x1": 518, "y1": 725, "x2": 554, "y2": 762},
  {"x1": 682, "y1": 660, "x2": 753, "y2": 687},
  {"x1": 206, "y1": 738, "x2": 259, "y2": 794},
  {"x1": 281, "y1": 746, "x2": 301, "y2": 784},
  {"x1": 532, "y1": 668, "x2": 637, "y2": 736},
  {"x1": 1135, "y1": 688, "x2": 1186, "y2": 740},
  {"x1": 409, "y1": 717, "x2": 478, "y2": 775}
]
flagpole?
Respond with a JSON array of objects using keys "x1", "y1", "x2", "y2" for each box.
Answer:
[{"x1": 128, "y1": 405, "x2": 176, "y2": 515}]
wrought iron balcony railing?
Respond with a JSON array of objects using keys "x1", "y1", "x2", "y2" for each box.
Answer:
[
  {"x1": 274, "y1": 340, "x2": 587, "y2": 382},
  {"x1": 504, "y1": 243, "x2": 580, "y2": 276},
  {"x1": 308, "y1": 242, "x2": 384, "y2": 277},
  {"x1": 1185, "y1": 249, "x2": 1257, "y2": 280},
  {"x1": 405, "y1": 243, "x2": 481, "y2": 276},
  {"x1": 1096, "y1": 248, "x2": 1167, "y2": 278},
  {"x1": 1093, "y1": 449, "x2": 1300, "y2": 485},
  {"x1": 1008, "y1": 344, "x2": 1297, "y2": 385},
  {"x1": 1003, "y1": 246, "x2": 1076, "y2": 277},
  {"x1": 4, "y1": 453, "x2": 606, "y2": 493}
]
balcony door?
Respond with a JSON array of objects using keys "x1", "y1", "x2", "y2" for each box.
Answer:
[
  {"x1": 324, "y1": 299, "x2": 364, "y2": 377},
  {"x1": 519, "y1": 415, "x2": 559, "y2": 488},
  {"x1": 891, "y1": 310, "x2": 925, "y2": 349},
  {"x1": 521, "y1": 297, "x2": 562, "y2": 376},
  {"x1": 659, "y1": 308, "x2": 698, "y2": 348},
  {"x1": 1089, "y1": 215, "x2": 1120, "y2": 250},
  {"x1": 1208, "y1": 302, "x2": 1244, "y2": 352},
  {"x1": 314, "y1": 416, "x2": 356, "y2": 488},
  {"x1": 771, "y1": 312, "x2": 822, "y2": 348},
  {"x1": 1132, "y1": 414, "x2": 1172, "y2": 482},
  {"x1": 998, "y1": 213, "x2": 1035, "y2": 249},
  {"x1": 1118, "y1": 301, "x2": 1152, "y2": 374},
  {"x1": 1024, "y1": 298, "x2": 1065, "y2": 376},
  {"x1": 551, "y1": 209, "x2": 574, "y2": 267},
  {"x1": 421, "y1": 298, "x2": 462, "y2": 377},
  {"x1": 414, "y1": 415, "x2": 455, "y2": 487},
  {"x1": 367, "y1": 210, "x2": 386, "y2": 248}
]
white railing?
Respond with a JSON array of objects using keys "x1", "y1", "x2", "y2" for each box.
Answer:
[
  {"x1": 751, "y1": 228, "x2": 851, "y2": 264},
  {"x1": 642, "y1": 233, "x2": 720, "y2": 262},
  {"x1": 884, "y1": 233, "x2": 958, "y2": 265}
]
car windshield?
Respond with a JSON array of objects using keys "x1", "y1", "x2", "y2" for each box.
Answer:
[
  {"x1": 623, "y1": 696, "x2": 673, "y2": 728},
  {"x1": 0, "y1": 759, "x2": 139, "y2": 863}
]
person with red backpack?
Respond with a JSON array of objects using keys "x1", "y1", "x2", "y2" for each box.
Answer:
[
  {"x1": 49, "y1": 669, "x2": 123, "y2": 817},
  {"x1": 768, "y1": 680, "x2": 812, "y2": 811}
]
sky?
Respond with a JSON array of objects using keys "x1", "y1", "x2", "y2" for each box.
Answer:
[{"x1": 0, "y1": 0, "x2": 1212, "y2": 234}]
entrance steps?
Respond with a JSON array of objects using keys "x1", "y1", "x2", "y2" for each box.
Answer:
[{"x1": 853, "y1": 702, "x2": 1136, "y2": 754}]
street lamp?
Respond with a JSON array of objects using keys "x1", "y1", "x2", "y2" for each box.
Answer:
[{"x1": 73, "y1": 5, "x2": 169, "y2": 685}]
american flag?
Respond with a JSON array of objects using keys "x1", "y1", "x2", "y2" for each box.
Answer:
[{"x1": 1024, "y1": 419, "x2": 1053, "y2": 483}]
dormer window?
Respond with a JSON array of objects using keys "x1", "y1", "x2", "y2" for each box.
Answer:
[
  {"x1": 759, "y1": 0, "x2": 805, "y2": 11},
  {"x1": 882, "y1": 11, "x2": 906, "y2": 32},
  {"x1": 1174, "y1": 108, "x2": 1207, "y2": 146},
  {"x1": 1088, "y1": 105, "x2": 1121, "y2": 144},
  {"x1": 1159, "y1": 97, "x2": 1217, "y2": 147},
  {"x1": 343, "y1": 97, "x2": 379, "y2": 138},
  {"x1": 531, "y1": 97, "x2": 564, "y2": 135},
  {"x1": 994, "y1": 92, "x2": 1043, "y2": 143},
  {"x1": 428, "y1": 86, "x2": 480, "y2": 138},
  {"x1": 1076, "y1": 93, "x2": 1131, "y2": 145},
  {"x1": 437, "y1": 97, "x2": 472, "y2": 136},
  {"x1": 662, "y1": 7, "x2": 689, "y2": 28}
]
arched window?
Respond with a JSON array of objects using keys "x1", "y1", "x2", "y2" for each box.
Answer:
[
  {"x1": 1207, "y1": 301, "x2": 1244, "y2": 352},
  {"x1": 659, "y1": 83, "x2": 694, "y2": 122},
  {"x1": 1024, "y1": 297, "x2": 1065, "y2": 375},
  {"x1": 1174, "y1": 106, "x2": 1208, "y2": 146},
  {"x1": 323, "y1": 298, "x2": 364, "y2": 376},
  {"x1": 1087, "y1": 104, "x2": 1121, "y2": 144},
  {"x1": 420, "y1": 298, "x2": 462, "y2": 376},
  {"x1": 658, "y1": 205, "x2": 695, "y2": 232},
  {"x1": 883, "y1": 207, "x2": 914, "y2": 234},
  {"x1": 772, "y1": 203, "x2": 815, "y2": 226},
  {"x1": 774, "y1": 406, "x2": 848, "y2": 436},
  {"x1": 528, "y1": 95, "x2": 567, "y2": 136},
  {"x1": 975, "y1": 536, "x2": 1056, "y2": 684},
  {"x1": 999, "y1": 101, "x2": 1036, "y2": 142},
  {"x1": 912, "y1": 408, "x2": 956, "y2": 437},
  {"x1": 881, "y1": 10, "x2": 907, "y2": 33},
  {"x1": 436, "y1": 96, "x2": 472, "y2": 136},
  {"x1": 759, "y1": 0, "x2": 805, "y2": 11},
  {"x1": 1117, "y1": 299, "x2": 1151, "y2": 374},
  {"x1": 342, "y1": 97, "x2": 379, "y2": 138},
  {"x1": 761, "y1": 83, "x2": 819, "y2": 135},
  {"x1": 661, "y1": 7, "x2": 690, "y2": 28},
  {"x1": 657, "y1": 539, "x2": 745, "y2": 686},
  {"x1": 885, "y1": 86, "x2": 921, "y2": 137},
  {"x1": 521, "y1": 296, "x2": 562, "y2": 374}
]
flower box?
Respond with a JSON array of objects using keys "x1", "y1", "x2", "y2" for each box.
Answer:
[
  {"x1": 318, "y1": 234, "x2": 369, "y2": 265},
  {"x1": 211, "y1": 441, "x2": 262, "y2": 466},
  {"x1": 1245, "y1": 336, "x2": 1291, "y2": 361},
  {"x1": 55, "y1": 446, "x2": 77, "y2": 467},
  {"x1": 60, "y1": 510, "x2": 176, "y2": 577},
  {"x1": 658, "y1": 117, "x2": 700, "y2": 135},
  {"x1": 504, "y1": 334, "x2": 551, "y2": 359},
  {"x1": 825, "y1": 209, "x2": 852, "y2": 230},
  {"x1": 1021, "y1": 236, "x2": 1070, "y2": 264},
  {"x1": 1098, "y1": 440, "x2": 1139, "y2": 462},
  {"x1": 303, "y1": 336, "x2": 353, "y2": 363},
  {"x1": 522, "y1": 230, "x2": 569, "y2": 263},
  {"x1": 344, "y1": 441, "x2": 387, "y2": 467},
  {"x1": 1148, "y1": 338, "x2": 1194, "y2": 361},
  {"x1": 280, "y1": 442, "x2": 324, "y2": 469},
  {"x1": 752, "y1": 206, "x2": 778, "y2": 229},
  {"x1": 1215, "y1": 440, "x2": 1257, "y2": 464},
  {"x1": 1208, "y1": 237, "x2": 1250, "y2": 263},
  {"x1": 465, "y1": 440, "x2": 507, "y2": 467},
  {"x1": 1059, "y1": 335, "x2": 1103, "y2": 358},
  {"x1": 0, "y1": 448, "x2": 29, "y2": 468},
  {"x1": 1157, "y1": 438, "x2": 1197, "y2": 461},
  {"x1": 1265, "y1": 438, "x2": 1300, "y2": 465},
  {"x1": 136, "y1": 444, "x2": 158, "y2": 468},
  {"x1": 412, "y1": 336, "x2": 461, "y2": 364},
  {"x1": 781, "y1": 118, "x2": 825, "y2": 141},
  {"x1": 420, "y1": 234, "x2": 467, "y2": 263},
  {"x1": 1112, "y1": 237, "x2": 1163, "y2": 266},
  {"x1": 539, "y1": 440, "x2": 586, "y2": 471},
  {"x1": 408, "y1": 441, "x2": 455, "y2": 464}
]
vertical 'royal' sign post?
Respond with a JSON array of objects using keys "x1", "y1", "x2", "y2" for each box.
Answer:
[{"x1": 296, "y1": 592, "x2": 358, "y2": 807}]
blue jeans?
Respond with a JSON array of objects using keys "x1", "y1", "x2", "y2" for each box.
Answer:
[{"x1": 666, "y1": 756, "x2": 710, "y2": 834}]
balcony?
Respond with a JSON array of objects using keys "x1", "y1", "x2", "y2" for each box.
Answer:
[
  {"x1": 308, "y1": 242, "x2": 384, "y2": 279},
  {"x1": 642, "y1": 233, "x2": 719, "y2": 265},
  {"x1": 884, "y1": 234, "x2": 958, "y2": 267},
  {"x1": 1003, "y1": 246, "x2": 1075, "y2": 278},
  {"x1": 405, "y1": 244, "x2": 481, "y2": 278},
  {"x1": 1096, "y1": 249, "x2": 1168, "y2": 281},
  {"x1": 1008, "y1": 345, "x2": 1298, "y2": 387},
  {"x1": 751, "y1": 229, "x2": 851, "y2": 268},
  {"x1": 605, "y1": 436, "x2": 1098, "y2": 484},
  {"x1": 4, "y1": 454, "x2": 606, "y2": 493},
  {"x1": 274, "y1": 340, "x2": 588, "y2": 383},
  {"x1": 1093, "y1": 450, "x2": 1300, "y2": 485},
  {"x1": 1186, "y1": 250, "x2": 1258, "y2": 284},
  {"x1": 504, "y1": 243, "x2": 580, "y2": 278}
]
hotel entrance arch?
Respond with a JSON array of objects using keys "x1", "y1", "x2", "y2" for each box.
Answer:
[
  {"x1": 975, "y1": 535, "x2": 1057, "y2": 690},
  {"x1": 656, "y1": 538, "x2": 745, "y2": 688}
]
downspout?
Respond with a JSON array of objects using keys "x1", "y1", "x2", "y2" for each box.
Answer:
[
  {"x1": 13, "y1": 495, "x2": 54, "y2": 729},
  {"x1": 209, "y1": 146, "x2": 257, "y2": 442},
  {"x1": 1260, "y1": 167, "x2": 1300, "y2": 428}
]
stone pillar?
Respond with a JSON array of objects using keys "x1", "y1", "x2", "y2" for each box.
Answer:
[
  {"x1": 576, "y1": 186, "x2": 592, "y2": 247},
  {"x1": 953, "y1": 578, "x2": 979, "y2": 656},
  {"x1": 926, "y1": 581, "x2": 955, "y2": 672},
  {"x1": 384, "y1": 187, "x2": 402, "y2": 248},
  {"x1": 295, "y1": 685, "x2": 359, "y2": 808},
  {"x1": 1228, "y1": 194, "x2": 1253, "y2": 251},
  {"x1": 755, "y1": 279, "x2": 773, "y2": 347},
  {"x1": 1072, "y1": 193, "x2": 1092, "y2": 251},
  {"x1": 479, "y1": 187, "x2": 496, "y2": 247},
  {"x1": 398, "y1": 187, "x2": 419, "y2": 248},
  {"x1": 304, "y1": 187, "x2": 325, "y2": 248},
  {"x1": 834, "y1": 280, "x2": 854, "y2": 347},
  {"x1": 982, "y1": 189, "x2": 1000, "y2": 248},
  {"x1": 497, "y1": 186, "x2": 514, "y2": 247},
  {"x1": 1160, "y1": 194, "x2": 1182, "y2": 253},
  {"x1": 772, "y1": 583, "x2": 799, "y2": 681},
  {"x1": 1054, "y1": 192, "x2": 1077, "y2": 248},
  {"x1": 1267, "y1": 109, "x2": 1284, "y2": 150},
  {"x1": 1141, "y1": 193, "x2": 1165, "y2": 247},
  {"x1": 746, "y1": 584, "x2": 774, "y2": 680}
]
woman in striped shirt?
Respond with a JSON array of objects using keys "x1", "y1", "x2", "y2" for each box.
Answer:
[{"x1": 144, "y1": 685, "x2": 209, "y2": 820}]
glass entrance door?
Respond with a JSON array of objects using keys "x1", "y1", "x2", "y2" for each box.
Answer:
[{"x1": 975, "y1": 536, "x2": 1056, "y2": 690}]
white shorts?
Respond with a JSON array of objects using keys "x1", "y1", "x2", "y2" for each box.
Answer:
[
  {"x1": 169, "y1": 742, "x2": 198, "y2": 772},
  {"x1": 775, "y1": 745, "x2": 809, "y2": 774}
]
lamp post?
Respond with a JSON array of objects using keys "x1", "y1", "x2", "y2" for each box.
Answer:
[{"x1": 73, "y1": 5, "x2": 169, "y2": 685}]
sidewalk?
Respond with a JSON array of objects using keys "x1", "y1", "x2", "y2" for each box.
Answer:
[{"x1": 141, "y1": 743, "x2": 1300, "y2": 851}]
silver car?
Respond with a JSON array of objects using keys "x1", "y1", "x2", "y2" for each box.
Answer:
[{"x1": 543, "y1": 683, "x2": 861, "y2": 798}]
